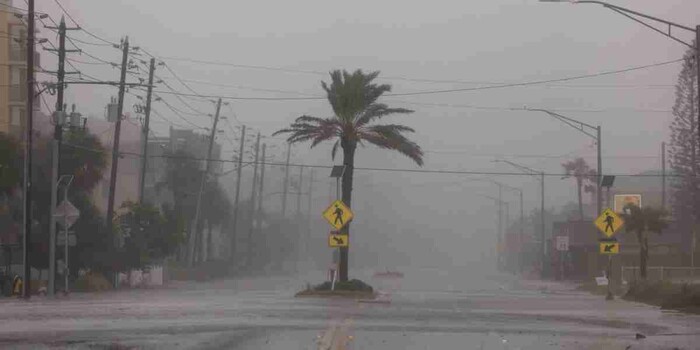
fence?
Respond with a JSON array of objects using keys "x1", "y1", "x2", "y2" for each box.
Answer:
[{"x1": 621, "y1": 266, "x2": 700, "y2": 284}]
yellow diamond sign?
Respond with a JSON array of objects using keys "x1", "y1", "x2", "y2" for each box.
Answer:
[
  {"x1": 594, "y1": 208, "x2": 624, "y2": 238},
  {"x1": 322, "y1": 200, "x2": 354, "y2": 230}
]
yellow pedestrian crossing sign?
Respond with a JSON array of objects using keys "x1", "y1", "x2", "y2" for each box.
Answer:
[
  {"x1": 594, "y1": 208, "x2": 624, "y2": 238},
  {"x1": 328, "y1": 232, "x2": 349, "y2": 248},
  {"x1": 600, "y1": 241, "x2": 620, "y2": 254},
  {"x1": 322, "y1": 200, "x2": 353, "y2": 230}
]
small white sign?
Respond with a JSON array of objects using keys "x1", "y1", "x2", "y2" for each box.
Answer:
[
  {"x1": 555, "y1": 236, "x2": 569, "y2": 252},
  {"x1": 595, "y1": 276, "x2": 609, "y2": 286}
]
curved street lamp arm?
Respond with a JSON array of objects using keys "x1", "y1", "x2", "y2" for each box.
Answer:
[
  {"x1": 494, "y1": 159, "x2": 542, "y2": 177},
  {"x1": 606, "y1": 7, "x2": 693, "y2": 48},
  {"x1": 574, "y1": 1, "x2": 695, "y2": 32}
]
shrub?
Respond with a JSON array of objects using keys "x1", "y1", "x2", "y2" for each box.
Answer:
[{"x1": 314, "y1": 279, "x2": 373, "y2": 292}]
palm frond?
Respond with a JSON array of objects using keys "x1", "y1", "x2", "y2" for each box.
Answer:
[
  {"x1": 273, "y1": 115, "x2": 342, "y2": 146},
  {"x1": 359, "y1": 124, "x2": 424, "y2": 166},
  {"x1": 355, "y1": 104, "x2": 413, "y2": 127}
]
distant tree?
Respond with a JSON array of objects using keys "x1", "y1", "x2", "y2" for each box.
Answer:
[
  {"x1": 274, "y1": 69, "x2": 424, "y2": 282},
  {"x1": 115, "y1": 201, "x2": 185, "y2": 273},
  {"x1": 0, "y1": 132, "x2": 21, "y2": 197},
  {"x1": 198, "y1": 180, "x2": 231, "y2": 263},
  {"x1": 669, "y1": 40, "x2": 699, "y2": 231},
  {"x1": 562, "y1": 158, "x2": 596, "y2": 220},
  {"x1": 60, "y1": 128, "x2": 108, "y2": 192},
  {"x1": 30, "y1": 128, "x2": 108, "y2": 271},
  {"x1": 621, "y1": 204, "x2": 668, "y2": 280},
  {"x1": 160, "y1": 150, "x2": 201, "y2": 262}
]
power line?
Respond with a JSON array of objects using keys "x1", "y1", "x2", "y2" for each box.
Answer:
[
  {"x1": 154, "y1": 94, "x2": 207, "y2": 129},
  {"x1": 143, "y1": 58, "x2": 683, "y2": 101},
  {"x1": 52, "y1": 0, "x2": 117, "y2": 46},
  {"x1": 151, "y1": 108, "x2": 192, "y2": 130},
  {"x1": 158, "y1": 55, "x2": 680, "y2": 88},
  {"x1": 57, "y1": 143, "x2": 689, "y2": 178},
  {"x1": 424, "y1": 149, "x2": 659, "y2": 159},
  {"x1": 388, "y1": 100, "x2": 673, "y2": 114}
]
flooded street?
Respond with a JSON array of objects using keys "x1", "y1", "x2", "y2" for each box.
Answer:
[{"x1": 0, "y1": 268, "x2": 698, "y2": 349}]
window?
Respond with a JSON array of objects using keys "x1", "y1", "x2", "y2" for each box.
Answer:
[
  {"x1": 8, "y1": 25, "x2": 25, "y2": 61},
  {"x1": 10, "y1": 107, "x2": 23, "y2": 127},
  {"x1": 9, "y1": 67, "x2": 26, "y2": 102}
]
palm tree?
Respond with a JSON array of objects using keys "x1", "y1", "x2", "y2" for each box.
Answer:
[
  {"x1": 562, "y1": 158, "x2": 596, "y2": 220},
  {"x1": 274, "y1": 69, "x2": 424, "y2": 282},
  {"x1": 620, "y1": 204, "x2": 668, "y2": 280}
]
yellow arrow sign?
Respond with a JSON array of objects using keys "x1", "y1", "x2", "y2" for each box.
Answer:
[
  {"x1": 322, "y1": 200, "x2": 354, "y2": 230},
  {"x1": 594, "y1": 208, "x2": 624, "y2": 238},
  {"x1": 600, "y1": 241, "x2": 620, "y2": 254},
  {"x1": 328, "y1": 233, "x2": 349, "y2": 248}
]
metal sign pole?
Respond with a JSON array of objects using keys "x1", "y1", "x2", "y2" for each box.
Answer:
[
  {"x1": 335, "y1": 176, "x2": 340, "y2": 274},
  {"x1": 63, "y1": 185, "x2": 69, "y2": 294}
]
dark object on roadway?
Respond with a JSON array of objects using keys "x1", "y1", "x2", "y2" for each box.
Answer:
[
  {"x1": 635, "y1": 333, "x2": 646, "y2": 340},
  {"x1": 374, "y1": 269, "x2": 404, "y2": 278}
]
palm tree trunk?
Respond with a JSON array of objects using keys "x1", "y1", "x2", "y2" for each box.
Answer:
[
  {"x1": 640, "y1": 234, "x2": 648, "y2": 280},
  {"x1": 577, "y1": 178, "x2": 583, "y2": 220},
  {"x1": 339, "y1": 139, "x2": 356, "y2": 282}
]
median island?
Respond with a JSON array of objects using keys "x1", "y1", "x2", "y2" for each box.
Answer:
[{"x1": 295, "y1": 279, "x2": 376, "y2": 299}]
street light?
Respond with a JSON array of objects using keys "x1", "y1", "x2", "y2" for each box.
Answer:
[
  {"x1": 476, "y1": 193, "x2": 510, "y2": 270},
  {"x1": 493, "y1": 159, "x2": 546, "y2": 277},
  {"x1": 541, "y1": 0, "x2": 700, "y2": 148},
  {"x1": 490, "y1": 180, "x2": 525, "y2": 272},
  {"x1": 525, "y1": 108, "x2": 602, "y2": 217}
]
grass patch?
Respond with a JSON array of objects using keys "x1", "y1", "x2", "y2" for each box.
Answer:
[
  {"x1": 295, "y1": 279, "x2": 375, "y2": 298},
  {"x1": 624, "y1": 280, "x2": 700, "y2": 314}
]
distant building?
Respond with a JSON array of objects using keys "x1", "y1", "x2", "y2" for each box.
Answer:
[
  {"x1": 142, "y1": 127, "x2": 222, "y2": 206},
  {"x1": 0, "y1": 0, "x2": 44, "y2": 137},
  {"x1": 86, "y1": 111, "x2": 142, "y2": 216}
]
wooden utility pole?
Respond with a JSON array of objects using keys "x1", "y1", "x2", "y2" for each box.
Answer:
[
  {"x1": 44, "y1": 16, "x2": 78, "y2": 297},
  {"x1": 138, "y1": 58, "x2": 156, "y2": 204},
  {"x1": 246, "y1": 132, "x2": 260, "y2": 267},
  {"x1": 281, "y1": 143, "x2": 291, "y2": 216},
  {"x1": 106, "y1": 36, "x2": 130, "y2": 241},
  {"x1": 190, "y1": 98, "x2": 222, "y2": 266},
  {"x1": 296, "y1": 166, "x2": 304, "y2": 216},
  {"x1": 256, "y1": 143, "x2": 266, "y2": 221},
  {"x1": 230, "y1": 125, "x2": 246, "y2": 263},
  {"x1": 22, "y1": 0, "x2": 35, "y2": 299}
]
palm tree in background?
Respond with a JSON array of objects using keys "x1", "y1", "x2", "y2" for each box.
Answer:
[
  {"x1": 274, "y1": 69, "x2": 424, "y2": 282},
  {"x1": 562, "y1": 157, "x2": 597, "y2": 220},
  {"x1": 620, "y1": 204, "x2": 668, "y2": 280}
]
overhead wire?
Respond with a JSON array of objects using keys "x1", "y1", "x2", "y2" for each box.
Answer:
[
  {"x1": 52, "y1": 0, "x2": 118, "y2": 46},
  {"x1": 158, "y1": 55, "x2": 680, "y2": 89},
  {"x1": 143, "y1": 56, "x2": 681, "y2": 102}
]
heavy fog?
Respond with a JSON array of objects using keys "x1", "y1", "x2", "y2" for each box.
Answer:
[{"x1": 39, "y1": 0, "x2": 699, "y2": 271}]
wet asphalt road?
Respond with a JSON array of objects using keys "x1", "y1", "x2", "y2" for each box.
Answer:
[{"x1": 0, "y1": 268, "x2": 699, "y2": 349}]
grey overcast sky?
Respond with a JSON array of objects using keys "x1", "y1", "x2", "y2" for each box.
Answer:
[{"x1": 26, "y1": 0, "x2": 700, "y2": 265}]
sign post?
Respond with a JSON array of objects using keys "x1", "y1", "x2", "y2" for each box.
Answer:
[
  {"x1": 594, "y1": 208, "x2": 624, "y2": 300},
  {"x1": 53, "y1": 176, "x2": 77, "y2": 294},
  {"x1": 555, "y1": 236, "x2": 569, "y2": 280}
]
